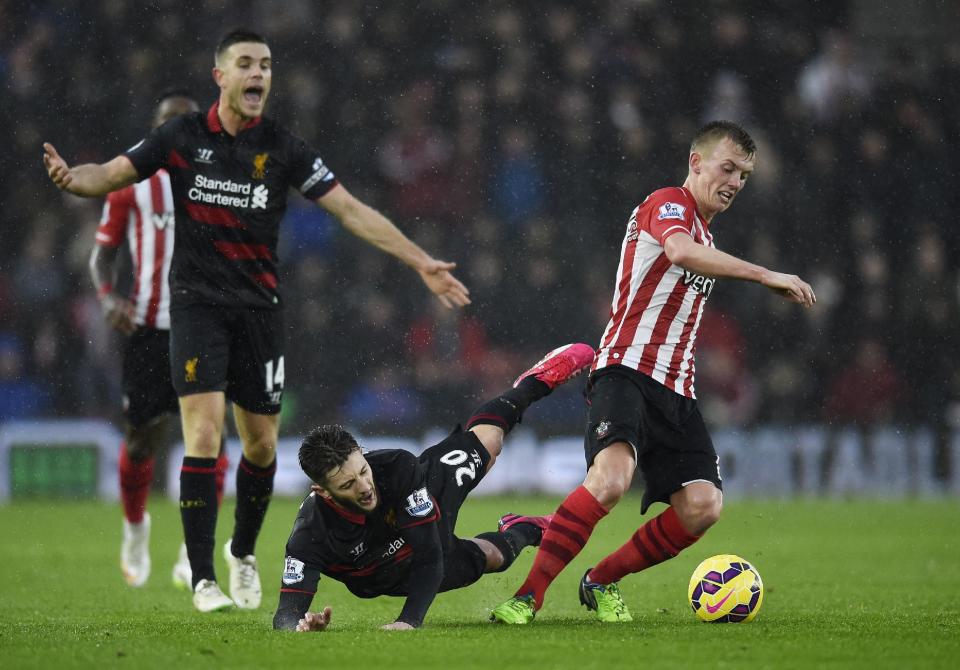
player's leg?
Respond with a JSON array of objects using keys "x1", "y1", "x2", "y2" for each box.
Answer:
[
  {"x1": 220, "y1": 307, "x2": 284, "y2": 609},
  {"x1": 118, "y1": 327, "x2": 179, "y2": 587},
  {"x1": 583, "y1": 384, "x2": 722, "y2": 620},
  {"x1": 471, "y1": 512, "x2": 553, "y2": 572},
  {"x1": 170, "y1": 304, "x2": 233, "y2": 611},
  {"x1": 490, "y1": 370, "x2": 639, "y2": 623},
  {"x1": 466, "y1": 342, "x2": 596, "y2": 469}
]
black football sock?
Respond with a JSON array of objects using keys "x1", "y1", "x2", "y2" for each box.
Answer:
[
  {"x1": 179, "y1": 457, "x2": 218, "y2": 588},
  {"x1": 231, "y1": 456, "x2": 276, "y2": 557},
  {"x1": 476, "y1": 523, "x2": 542, "y2": 573},
  {"x1": 466, "y1": 378, "x2": 551, "y2": 434}
]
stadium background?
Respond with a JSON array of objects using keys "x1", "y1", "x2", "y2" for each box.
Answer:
[{"x1": 1, "y1": 0, "x2": 959, "y2": 495}]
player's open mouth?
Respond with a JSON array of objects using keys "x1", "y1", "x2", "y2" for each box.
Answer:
[
  {"x1": 358, "y1": 492, "x2": 374, "y2": 506},
  {"x1": 718, "y1": 191, "x2": 732, "y2": 204},
  {"x1": 243, "y1": 86, "x2": 263, "y2": 104}
]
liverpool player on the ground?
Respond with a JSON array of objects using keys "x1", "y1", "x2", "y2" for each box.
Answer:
[
  {"x1": 491, "y1": 121, "x2": 816, "y2": 625},
  {"x1": 273, "y1": 344, "x2": 594, "y2": 631},
  {"x1": 44, "y1": 29, "x2": 470, "y2": 613}
]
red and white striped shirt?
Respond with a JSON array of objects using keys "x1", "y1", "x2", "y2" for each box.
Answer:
[
  {"x1": 95, "y1": 170, "x2": 174, "y2": 329},
  {"x1": 594, "y1": 187, "x2": 715, "y2": 398}
]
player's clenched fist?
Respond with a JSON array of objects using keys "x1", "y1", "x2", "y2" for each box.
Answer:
[
  {"x1": 295, "y1": 606, "x2": 332, "y2": 632},
  {"x1": 43, "y1": 143, "x2": 73, "y2": 190}
]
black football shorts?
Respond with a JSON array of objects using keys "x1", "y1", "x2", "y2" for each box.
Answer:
[
  {"x1": 584, "y1": 366, "x2": 722, "y2": 514},
  {"x1": 122, "y1": 326, "x2": 179, "y2": 427},
  {"x1": 418, "y1": 428, "x2": 494, "y2": 591},
  {"x1": 169, "y1": 303, "x2": 284, "y2": 415}
]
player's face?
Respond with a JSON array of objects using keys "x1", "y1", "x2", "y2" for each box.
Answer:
[
  {"x1": 689, "y1": 137, "x2": 755, "y2": 220},
  {"x1": 214, "y1": 42, "x2": 272, "y2": 120},
  {"x1": 320, "y1": 450, "x2": 378, "y2": 514}
]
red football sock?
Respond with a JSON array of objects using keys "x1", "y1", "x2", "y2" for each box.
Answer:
[
  {"x1": 119, "y1": 442, "x2": 154, "y2": 524},
  {"x1": 515, "y1": 486, "x2": 608, "y2": 609},
  {"x1": 588, "y1": 506, "x2": 700, "y2": 585},
  {"x1": 214, "y1": 451, "x2": 230, "y2": 507}
]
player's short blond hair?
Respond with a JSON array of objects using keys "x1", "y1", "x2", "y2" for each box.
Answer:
[{"x1": 691, "y1": 120, "x2": 756, "y2": 159}]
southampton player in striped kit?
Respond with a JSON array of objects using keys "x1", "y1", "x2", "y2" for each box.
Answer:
[
  {"x1": 492, "y1": 121, "x2": 816, "y2": 624},
  {"x1": 90, "y1": 91, "x2": 229, "y2": 589}
]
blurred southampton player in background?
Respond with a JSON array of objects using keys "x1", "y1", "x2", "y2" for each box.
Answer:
[
  {"x1": 273, "y1": 344, "x2": 594, "y2": 631},
  {"x1": 44, "y1": 28, "x2": 470, "y2": 613},
  {"x1": 491, "y1": 121, "x2": 816, "y2": 624},
  {"x1": 88, "y1": 90, "x2": 229, "y2": 589}
]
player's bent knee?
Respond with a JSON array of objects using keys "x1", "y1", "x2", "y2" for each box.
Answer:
[{"x1": 675, "y1": 486, "x2": 722, "y2": 535}]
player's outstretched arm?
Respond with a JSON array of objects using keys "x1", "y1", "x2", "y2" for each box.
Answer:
[
  {"x1": 391, "y1": 522, "x2": 444, "y2": 629},
  {"x1": 43, "y1": 143, "x2": 138, "y2": 197},
  {"x1": 316, "y1": 185, "x2": 471, "y2": 308},
  {"x1": 663, "y1": 233, "x2": 815, "y2": 307}
]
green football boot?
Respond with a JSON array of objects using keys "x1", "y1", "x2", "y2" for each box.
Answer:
[
  {"x1": 578, "y1": 569, "x2": 633, "y2": 622},
  {"x1": 489, "y1": 593, "x2": 537, "y2": 624}
]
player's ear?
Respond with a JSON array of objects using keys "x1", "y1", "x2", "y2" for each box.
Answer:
[
  {"x1": 689, "y1": 152, "x2": 702, "y2": 175},
  {"x1": 213, "y1": 66, "x2": 224, "y2": 88},
  {"x1": 311, "y1": 484, "x2": 331, "y2": 499}
]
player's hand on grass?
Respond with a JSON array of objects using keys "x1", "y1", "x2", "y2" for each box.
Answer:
[
  {"x1": 381, "y1": 621, "x2": 416, "y2": 631},
  {"x1": 418, "y1": 259, "x2": 471, "y2": 309},
  {"x1": 43, "y1": 143, "x2": 74, "y2": 191},
  {"x1": 295, "y1": 606, "x2": 332, "y2": 632},
  {"x1": 100, "y1": 293, "x2": 137, "y2": 335},
  {"x1": 761, "y1": 270, "x2": 816, "y2": 308}
]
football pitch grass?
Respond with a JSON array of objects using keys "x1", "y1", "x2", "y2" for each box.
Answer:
[{"x1": 1, "y1": 496, "x2": 957, "y2": 669}]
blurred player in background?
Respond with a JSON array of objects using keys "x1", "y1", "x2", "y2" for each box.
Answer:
[
  {"x1": 45, "y1": 29, "x2": 469, "y2": 613},
  {"x1": 89, "y1": 90, "x2": 229, "y2": 589},
  {"x1": 274, "y1": 344, "x2": 593, "y2": 631},
  {"x1": 491, "y1": 121, "x2": 816, "y2": 624}
]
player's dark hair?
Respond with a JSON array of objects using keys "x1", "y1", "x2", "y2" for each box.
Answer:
[
  {"x1": 299, "y1": 425, "x2": 361, "y2": 484},
  {"x1": 216, "y1": 29, "x2": 269, "y2": 63},
  {"x1": 156, "y1": 87, "x2": 195, "y2": 105},
  {"x1": 691, "y1": 120, "x2": 757, "y2": 159}
]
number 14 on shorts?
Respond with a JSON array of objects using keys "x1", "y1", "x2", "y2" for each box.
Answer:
[{"x1": 264, "y1": 357, "x2": 285, "y2": 404}]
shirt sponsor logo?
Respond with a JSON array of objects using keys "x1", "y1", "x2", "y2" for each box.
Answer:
[
  {"x1": 682, "y1": 270, "x2": 715, "y2": 298},
  {"x1": 657, "y1": 202, "x2": 686, "y2": 221},
  {"x1": 282, "y1": 557, "x2": 305, "y2": 585},
  {"x1": 404, "y1": 487, "x2": 434, "y2": 518},
  {"x1": 299, "y1": 157, "x2": 335, "y2": 194},
  {"x1": 252, "y1": 184, "x2": 269, "y2": 209},
  {"x1": 188, "y1": 174, "x2": 268, "y2": 209},
  {"x1": 151, "y1": 212, "x2": 174, "y2": 230}
]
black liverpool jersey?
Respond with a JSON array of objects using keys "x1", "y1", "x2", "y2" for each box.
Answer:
[
  {"x1": 281, "y1": 449, "x2": 441, "y2": 599},
  {"x1": 124, "y1": 102, "x2": 339, "y2": 309}
]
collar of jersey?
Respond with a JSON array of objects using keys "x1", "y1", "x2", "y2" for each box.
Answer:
[
  {"x1": 679, "y1": 186, "x2": 708, "y2": 226},
  {"x1": 206, "y1": 101, "x2": 262, "y2": 134},
  {"x1": 319, "y1": 492, "x2": 367, "y2": 525}
]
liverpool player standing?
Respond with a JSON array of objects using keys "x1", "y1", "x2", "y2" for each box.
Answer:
[
  {"x1": 89, "y1": 90, "x2": 230, "y2": 590},
  {"x1": 491, "y1": 121, "x2": 815, "y2": 624},
  {"x1": 274, "y1": 343, "x2": 594, "y2": 631},
  {"x1": 45, "y1": 30, "x2": 470, "y2": 613}
]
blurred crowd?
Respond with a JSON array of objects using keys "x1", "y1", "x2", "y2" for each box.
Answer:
[{"x1": 1, "y1": 0, "x2": 958, "y2": 444}]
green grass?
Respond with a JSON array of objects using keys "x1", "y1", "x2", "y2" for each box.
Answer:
[{"x1": 1, "y1": 496, "x2": 957, "y2": 669}]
